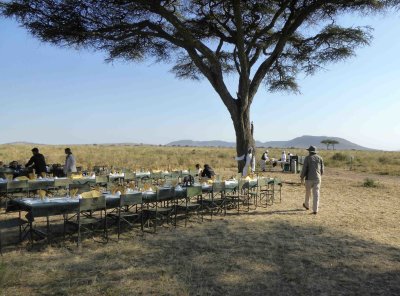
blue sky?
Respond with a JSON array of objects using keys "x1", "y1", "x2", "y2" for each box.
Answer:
[{"x1": 0, "y1": 12, "x2": 399, "y2": 151}]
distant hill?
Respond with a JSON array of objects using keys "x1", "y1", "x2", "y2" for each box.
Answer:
[
  {"x1": 1, "y1": 141, "x2": 40, "y2": 145},
  {"x1": 166, "y1": 140, "x2": 235, "y2": 148},
  {"x1": 263, "y1": 135, "x2": 372, "y2": 150},
  {"x1": 2, "y1": 136, "x2": 373, "y2": 150},
  {"x1": 167, "y1": 135, "x2": 373, "y2": 150}
]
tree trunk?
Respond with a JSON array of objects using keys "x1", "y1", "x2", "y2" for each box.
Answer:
[{"x1": 232, "y1": 108, "x2": 254, "y2": 173}]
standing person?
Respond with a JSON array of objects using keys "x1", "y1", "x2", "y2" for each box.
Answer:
[
  {"x1": 236, "y1": 147, "x2": 253, "y2": 177},
  {"x1": 63, "y1": 148, "x2": 77, "y2": 175},
  {"x1": 281, "y1": 150, "x2": 287, "y2": 170},
  {"x1": 287, "y1": 151, "x2": 292, "y2": 160},
  {"x1": 251, "y1": 151, "x2": 256, "y2": 174},
  {"x1": 287, "y1": 151, "x2": 293, "y2": 171},
  {"x1": 281, "y1": 151, "x2": 287, "y2": 162},
  {"x1": 260, "y1": 150, "x2": 269, "y2": 172},
  {"x1": 300, "y1": 145, "x2": 324, "y2": 214},
  {"x1": 25, "y1": 147, "x2": 47, "y2": 176}
]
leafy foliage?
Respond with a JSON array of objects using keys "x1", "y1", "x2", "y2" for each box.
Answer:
[
  {"x1": 321, "y1": 139, "x2": 340, "y2": 150},
  {"x1": 1, "y1": 0, "x2": 390, "y2": 97}
]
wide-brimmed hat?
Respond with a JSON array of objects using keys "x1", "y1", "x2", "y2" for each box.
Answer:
[{"x1": 306, "y1": 145, "x2": 317, "y2": 153}]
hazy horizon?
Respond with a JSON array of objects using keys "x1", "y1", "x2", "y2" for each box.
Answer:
[{"x1": 1, "y1": 135, "x2": 396, "y2": 151}]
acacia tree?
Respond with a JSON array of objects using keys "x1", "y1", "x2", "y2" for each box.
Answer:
[
  {"x1": 321, "y1": 139, "x2": 340, "y2": 150},
  {"x1": 321, "y1": 139, "x2": 331, "y2": 150},
  {"x1": 1, "y1": 0, "x2": 396, "y2": 171},
  {"x1": 330, "y1": 139, "x2": 339, "y2": 150}
]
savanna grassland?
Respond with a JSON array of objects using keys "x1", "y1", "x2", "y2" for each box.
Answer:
[
  {"x1": 1, "y1": 144, "x2": 400, "y2": 176},
  {"x1": 0, "y1": 144, "x2": 399, "y2": 296}
]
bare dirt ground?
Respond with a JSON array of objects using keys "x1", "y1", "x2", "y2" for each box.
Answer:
[{"x1": 1, "y1": 168, "x2": 399, "y2": 295}]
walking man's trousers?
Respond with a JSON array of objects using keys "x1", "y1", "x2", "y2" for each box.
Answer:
[{"x1": 304, "y1": 179, "x2": 321, "y2": 213}]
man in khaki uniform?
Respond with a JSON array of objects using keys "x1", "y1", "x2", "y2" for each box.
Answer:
[{"x1": 300, "y1": 145, "x2": 324, "y2": 214}]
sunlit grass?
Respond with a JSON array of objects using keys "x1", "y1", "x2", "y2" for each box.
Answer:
[{"x1": 1, "y1": 144, "x2": 399, "y2": 176}]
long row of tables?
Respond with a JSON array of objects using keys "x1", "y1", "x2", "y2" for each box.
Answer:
[
  {"x1": 4, "y1": 178, "x2": 279, "y2": 244},
  {"x1": 8, "y1": 179, "x2": 262, "y2": 220},
  {"x1": 0, "y1": 171, "x2": 193, "y2": 193}
]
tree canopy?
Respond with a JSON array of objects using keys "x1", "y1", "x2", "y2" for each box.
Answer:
[
  {"x1": 321, "y1": 139, "x2": 340, "y2": 150},
  {"x1": 1, "y1": 0, "x2": 397, "y2": 171}
]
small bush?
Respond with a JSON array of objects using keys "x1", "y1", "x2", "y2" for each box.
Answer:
[
  {"x1": 363, "y1": 178, "x2": 378, "y2": 188},
  {"x1": 378, "y1": 156, "x2": 391, "y2": 164},
  {"x1": 331, "y1": 152, "x2": 347, "y2": 161}
]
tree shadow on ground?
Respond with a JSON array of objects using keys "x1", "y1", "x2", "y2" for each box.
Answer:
[{"x1": 2, "y1": 216, "x2": 398, "y2": 296}]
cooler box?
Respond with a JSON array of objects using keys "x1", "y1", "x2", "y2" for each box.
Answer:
[{"x1": 283, "y1": 163, "x2": 291, "y2": 172}]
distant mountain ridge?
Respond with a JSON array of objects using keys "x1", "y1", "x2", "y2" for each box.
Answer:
[
  {"x1": 2, "y1": 136, "x2": 374, "y2": 150},
  {"x1": 2, "y1": 141, "x2": 41, "y2": 145},
  {"x1": 167, "y1": 135, "x2": 373, "y2": 150}
]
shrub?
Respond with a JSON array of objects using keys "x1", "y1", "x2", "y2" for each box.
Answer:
[
  {"x1": 363, "y1": 178, "x2": 378, "y2": 188},
  {"x1": 331, "y1": 152, "x2": 347, "y2": 161},
  {"x1": 378, "y1": 156, "x2": 391, "y2": 164}
]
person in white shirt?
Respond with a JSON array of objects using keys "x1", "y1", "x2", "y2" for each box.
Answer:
[
  {"x1": 195, "y1": 163, "x2": 202, "y2": 176},
  {"x1": 251, "y1": 153, "x2": 256, "y2": 174},
  {"x1": 63, "y1": 148, "x2": 77, "y2": 175},
  {"x1": 281, "y1": 151, "x2": 287, "y2": 163},
  {"x1": 236, "y1": 147, "x2": 253, "y2": 177},
  {"x1": 281, "y1": 151, "x2": 287, "y2": 170}
]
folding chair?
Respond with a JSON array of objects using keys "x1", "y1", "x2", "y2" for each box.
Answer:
[
  {"x1": 174, "y1": 185, "x2": 202, "y2": 227},
  {"x1": 0, "y1": 215, "x2": 28, "y2": 254},
  {"x1": 28, "y1": 180, "x2": 54, "y2": 197},
  {"x1": 163, "y1": 177, "x2": 179, "y2": 187},
  {"x1": 271, "y1": 178, "x2": 282, "y2": 203},
  {"x1": 124, "y1": 172, "x2": 136, "y2": 185},
  {"x1": 257, "y1": 177, "x2": 272, "y2": 207},
  {"x1": 95, "y1": 175, "x2": 110, "y2": 190},
  {"x1": 5, "y1": 181, "x2": 29, "y2": 209},
  {"x1": 202, "y1": 182, "x2": 226, "y2": 220},
  {"x1": 108, "y1": 193, "x2": 143, "y2": 240},
  {"x1": 150, "y1": 172, "x2": 163, "y2": 185},
  {"x1": 0, "y1": 183, "x2": 8, "y2": 208},
  {"x1": 170, "y1": 171, "x2": 181, "y2": 179},
  {"x1": 51, "y1": 178, "x2": 72, "y2": 196},
  {"x1": 143, "y1": 187, "x2": 175, "y2": 233},
  {"x1": 247, "y1": 179, "x2": 260, "y2": 209},
  {"x1": 65, "y1": 196, "x2": 108, "y2": 247},
  {"x1": 225, "y1": 180, "x2": 249, "y2": 213}
]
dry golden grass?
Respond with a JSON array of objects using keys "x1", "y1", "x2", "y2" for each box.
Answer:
[
  {"x1": 1, "y1": 144, "x2": 400, "y2": 176},
  {"x1": 0, "y1": 145, "x2": 399, "y2": 295}
]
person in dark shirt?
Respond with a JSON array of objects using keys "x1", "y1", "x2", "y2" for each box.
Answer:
[
  {"x1": 25, "y1": 147, "x2": 47, "y2": 176},
  {"x1": 201, "y1": 164, "x2": 215, "y2": 179}
]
